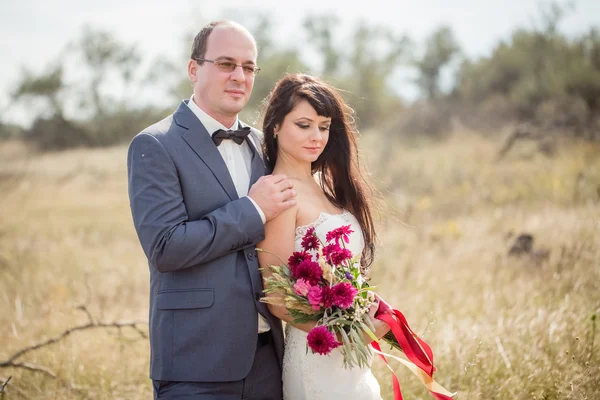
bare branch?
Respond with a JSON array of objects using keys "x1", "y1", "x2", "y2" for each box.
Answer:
[
  {"x1": 6, "y1": 362, "x2": 56, "y2": 378},
  {"x1": 496, "y1": 125, "x2": 542, "y2": 161},
  {"x1": 131, "y1": 324, "x2": 149, "y2": 339},
  {"x1": 75, "y1": 304, "x2": 95, "y2": 324},
  {"x1": 0, "y1": 320, "x2": 148, "y2": 374},
  {"x1": 0, "y1": 376, "x2": 12, "y2": 394}
]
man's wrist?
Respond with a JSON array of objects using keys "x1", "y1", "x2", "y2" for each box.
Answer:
[{"x1": 246, "y1": 196, "x2": 266, "y2": 224}]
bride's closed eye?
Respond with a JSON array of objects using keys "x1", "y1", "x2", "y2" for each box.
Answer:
[{"x1": 294, "y1": 123, "x2": 330, "y2": 131}]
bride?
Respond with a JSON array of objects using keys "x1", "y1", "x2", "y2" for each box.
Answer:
[{"x1": 257, "y1": 74, "x2": 390, "y2": 399}]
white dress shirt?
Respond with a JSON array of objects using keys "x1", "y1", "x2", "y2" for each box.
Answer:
[{"x1": 186, "y1": 96, "x2": 270, "y2": 333}]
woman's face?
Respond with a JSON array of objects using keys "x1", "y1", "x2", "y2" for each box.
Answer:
[{"x1": 274, "y1": 99, "x2": 331, "y2": 165}]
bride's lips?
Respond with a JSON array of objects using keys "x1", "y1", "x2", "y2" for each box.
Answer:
[
  {"x1": 225, "y1": 89, "x2": 245, "y2": 98},
  {"x1": 304, "y1": 147, "x2": 321, "y2": 153}
]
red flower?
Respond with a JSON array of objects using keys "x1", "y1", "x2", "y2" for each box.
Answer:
[
  {"x1": 331, "y1": 282, "x2": 358, "y2": 309},
  {"x1": 307, "y1": 326, "x2": 341, "y2": 355},
  {"x1": 321, "y1": 286, "x2": 335, "y2": 308},
  {"x1": 292, "y1": 260, "x2": 323, "y2": 285},
  {"x1": 301, "y1": 227, "x2": 320, "y2": 251},
  {"x1": 322, "y1": 244, "x2": 353, "y2": 266},
  {"x1": 322, "y1": 243, "x2": 341, "y2": 262},
  {"x1": 288, "y1": 251, "x2": 312, "y2": 271},
  {"x1": 326, "y1": 225, "x2": 354, "y2": 245},
  {"x1": 331, "y1": 248, "x2": 352, "y2": 265},
  {"x1": 307, "y1": 285, "x2": 335, "y2": 310}
]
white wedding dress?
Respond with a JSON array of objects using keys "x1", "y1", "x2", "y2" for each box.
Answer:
[{"x1": 282, "y1": 210, "x2": 382, "y2": 400}]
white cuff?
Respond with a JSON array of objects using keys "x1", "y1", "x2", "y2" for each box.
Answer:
[{"x1": 247, "y1": 196, "x2": 266, "y2": 224}]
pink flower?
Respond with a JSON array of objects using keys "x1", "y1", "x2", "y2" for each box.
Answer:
[
  {"x1": 326, "y1": 225, "x2": 354, "y2": 245},
  {"x1": 293, "y1": 279, "x2": 311, "y2": 297},
  {"x1": 331, "y1": 282, "x2": 358, "y2": 309},
  {"x1": 322, "y1": 244, "x2": 353, "y2": 266},
  {"x1": 301, "y1": 227, "x2": 320, "y2": 251},
  {"x1": 292, "y1": 260, "x2": 323, "y2": 286},
  {"x1": 288, "y1": 251, "x2": 312, "y2": 271},
  {"x1": 307, "y1": 326, "x2": 341, "y2": 355},
  {"x1": 307, "y1": 286, "x2": 323, "y2": 310}
]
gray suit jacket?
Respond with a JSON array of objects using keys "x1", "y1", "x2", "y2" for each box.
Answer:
[{"x1": 127, "y1": 100, "x2": 284, "y2": 382}]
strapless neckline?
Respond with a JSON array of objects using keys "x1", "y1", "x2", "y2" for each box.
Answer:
[{"x1": 294, "y1": 209, "x2": 351, "y2": 239}]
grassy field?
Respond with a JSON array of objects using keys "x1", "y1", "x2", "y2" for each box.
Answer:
[{"x1": 0, "y1": 132, "x2": 599, "y2": 399}]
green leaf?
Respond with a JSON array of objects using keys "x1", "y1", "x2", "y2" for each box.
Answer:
[{"x1": 359, "y1": 321, "x2": 378, "y2": 344}]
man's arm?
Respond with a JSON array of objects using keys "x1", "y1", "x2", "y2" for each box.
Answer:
[{"x1": 127, "y1": 133, "x2": 264, "y2": 273}]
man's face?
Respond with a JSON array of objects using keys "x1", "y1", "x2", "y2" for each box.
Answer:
[{"x1": 189, "y1": 25, "x2": 257, "y2": 125}]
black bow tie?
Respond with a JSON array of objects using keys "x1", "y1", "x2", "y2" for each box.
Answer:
[{"x1": 212, "y1": 127, "x2": 251, "y2": 146}]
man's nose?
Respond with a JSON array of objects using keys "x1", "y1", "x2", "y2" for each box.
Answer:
[{"x1": 230, "y1": 65, "x2": 246, "y2": 82}]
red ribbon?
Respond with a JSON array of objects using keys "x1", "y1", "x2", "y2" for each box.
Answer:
[
  {"x1": 373, "y1": 298, "x2": 454, "y2": 400},
  {"x1": 372, "y1": 341, "x2": 404, "y2": 399}
]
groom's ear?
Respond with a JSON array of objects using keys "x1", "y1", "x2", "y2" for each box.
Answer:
[{"x1": 188, "y1": 60, "x2": 198, "y2": 83}]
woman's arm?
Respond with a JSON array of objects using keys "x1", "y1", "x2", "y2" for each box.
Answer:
[{"x1": 257, "y1": 205, "x2": 318, "y2": 334}]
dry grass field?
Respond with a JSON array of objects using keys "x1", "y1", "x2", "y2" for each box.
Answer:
[{"x1": 1, "y1": 132, "x2": 599, "y2": 399}]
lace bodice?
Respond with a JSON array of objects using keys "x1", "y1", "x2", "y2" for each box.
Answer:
[
  {"x1": 294, "y1": 209, "x2": 364, "y2": 258},
  {"x1": 294, "y1": 209, "x2": 354, "y2": 238}
]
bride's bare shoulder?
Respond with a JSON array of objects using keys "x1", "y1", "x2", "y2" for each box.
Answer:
[{"x1": 265, "y1": 203, "x2": 299, "y2": 229}]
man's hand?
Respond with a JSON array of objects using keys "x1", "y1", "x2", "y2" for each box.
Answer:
[{"x1": 248, "y1": 174, "x2": 297, "y2": 221}]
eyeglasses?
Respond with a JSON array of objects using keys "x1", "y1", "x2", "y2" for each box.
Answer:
[{"x1": 195, "y1": 58, "x2": 261, "y2": 76}]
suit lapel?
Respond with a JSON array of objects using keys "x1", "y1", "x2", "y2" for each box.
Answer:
[
  {"x1": 236, "y1": 123, "x2": 269, "y2": 302},
  {"x1": 240, "y1": 122, "x2": 267, "y2": 188},
  {"x1": 248, "y1": 138, "x2": 266, "y2": 188},
  {"x1": 175, "y1": 101, "x2": 239, "y2": 201}
]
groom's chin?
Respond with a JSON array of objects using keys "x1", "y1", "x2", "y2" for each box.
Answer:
[{"x1": 223, "y1": 98, "x2": 249, "y2": 114}]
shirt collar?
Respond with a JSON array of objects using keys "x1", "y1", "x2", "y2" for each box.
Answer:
[{"x1": 186, "y1": 94, "x2": 239, "y2": 135}]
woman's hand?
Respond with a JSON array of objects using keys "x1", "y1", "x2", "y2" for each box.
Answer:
[{"x1": 363, "y1": 294, "x2": 391, "y2": 343}]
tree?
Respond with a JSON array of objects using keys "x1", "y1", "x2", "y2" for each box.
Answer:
[
  {"x1": 70, "y1": 27, "x2": 141, "y2": 117},
  {"x1": 413, "y1": 26, "x2": 460, "y2": 100},
  {"x1": 343, "y1": 22, "x2": 411, "y2": 128},
  {"x1": 303, "y1": 15, "x2": 341, "y2": 77},
  {"x1": 452, "y1": 1, "x2": 600, "y2": 137},
  {"x1": 12, "y1": 64, "x2": 66, "y2": 119}
]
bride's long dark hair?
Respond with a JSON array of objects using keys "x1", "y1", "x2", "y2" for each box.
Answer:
[{"x1": 261, "y1": 74, "x2": 377, "y2": 268}]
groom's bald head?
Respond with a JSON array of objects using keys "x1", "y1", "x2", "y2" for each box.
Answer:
[{"x1": 191, "y1": 20, "x2": 257, "y2": 62}]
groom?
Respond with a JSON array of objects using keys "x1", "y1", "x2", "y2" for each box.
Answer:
[{"x1": 127, "y1": 20, "x2": 295, "y2": 399}]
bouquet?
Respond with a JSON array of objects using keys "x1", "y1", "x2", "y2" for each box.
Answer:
[{"x1": 258, "y1": 224, "x2": 455, "y2": 400}]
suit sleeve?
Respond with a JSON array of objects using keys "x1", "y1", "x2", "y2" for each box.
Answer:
[{"x1": 127, "y1": 132, "x2": 265, "y2": 273}]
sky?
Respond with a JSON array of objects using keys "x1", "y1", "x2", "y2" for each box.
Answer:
[{"x1": 1, "y1": 0, "x2": 599, "y2": 126}]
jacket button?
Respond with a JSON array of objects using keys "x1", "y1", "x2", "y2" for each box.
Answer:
[
  {"x1": 255, "y1": 292, "x2": 262, "y2": 301},
  {"x1": 247, "y1": 252, "x2": 255, "y2": 261}
]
